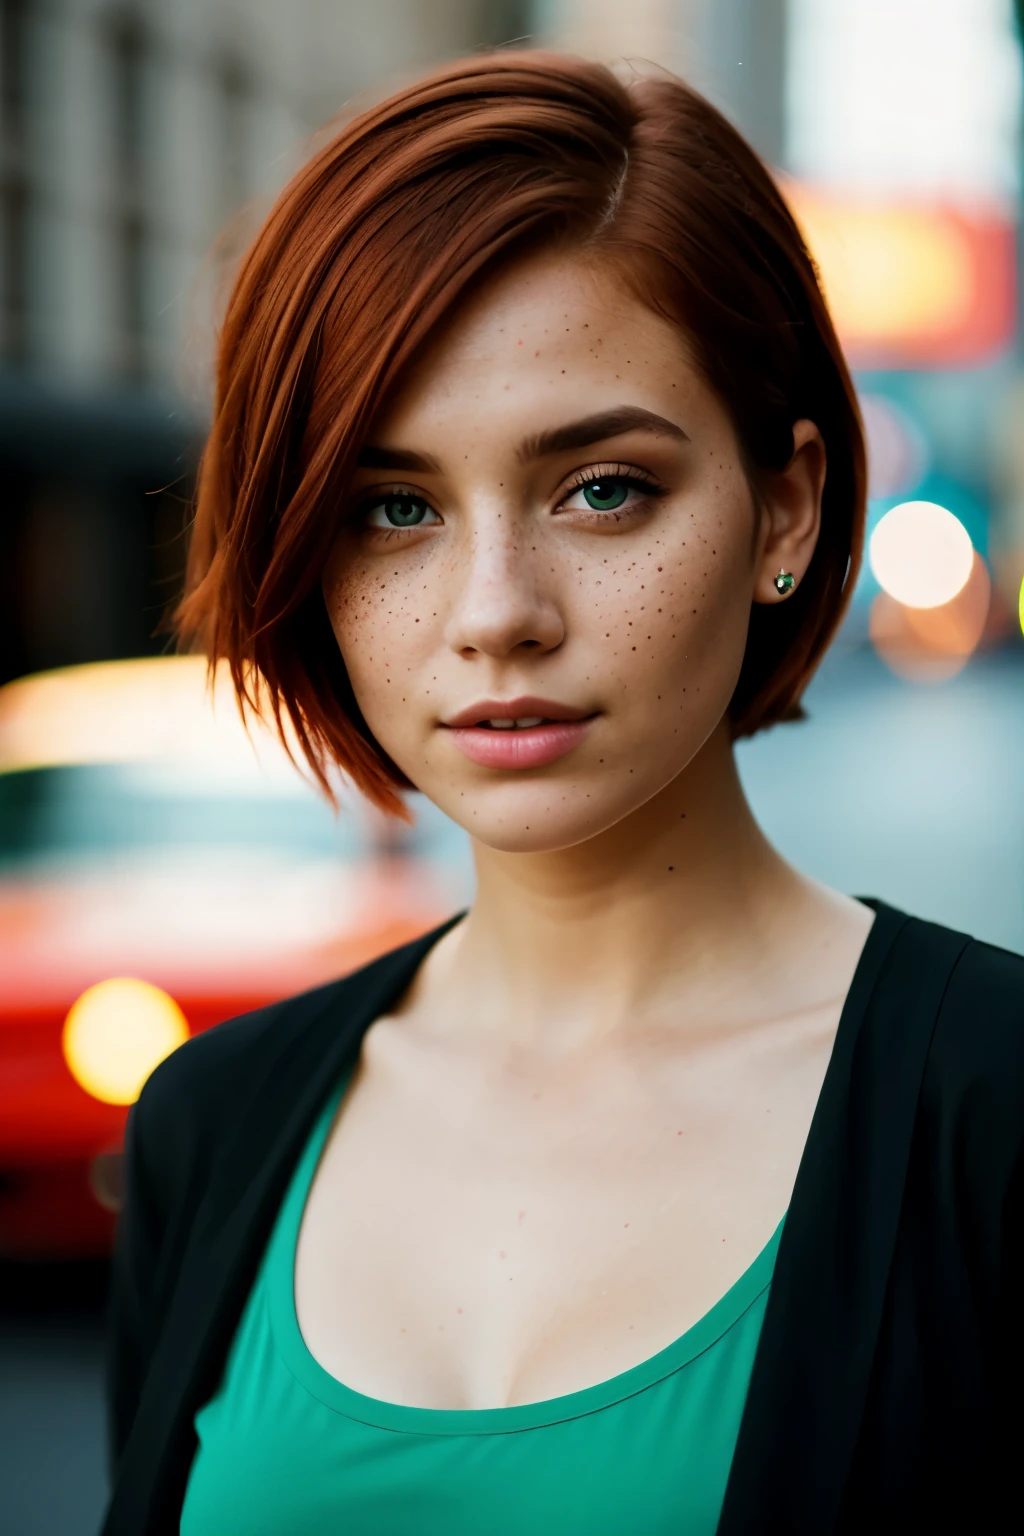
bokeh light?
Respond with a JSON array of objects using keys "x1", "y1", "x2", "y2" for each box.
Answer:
[
  {"x1": 868, "y1": 500, "x2": 974, "y2": 608},
  {"x1": 870, "y1": 550, "x2": 991, "y2": 683},
  {"x1": 1019, "y1": 570, "x2": 1024, "y2": 638},
  {"x1": 62, "y1": 978, "x2": 189, "y2": 1106}
]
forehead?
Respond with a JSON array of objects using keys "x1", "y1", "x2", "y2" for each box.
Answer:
[{"x1": 375, "y1": 249, "x2": 707, "y2": 441}]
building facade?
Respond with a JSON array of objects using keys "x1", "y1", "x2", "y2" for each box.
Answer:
[{"x1": 0, "y1": 0, "x2": 528, "y2": 682}]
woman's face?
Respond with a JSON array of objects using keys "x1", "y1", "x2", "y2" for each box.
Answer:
[{"x1": 324, "y1": 250, "x2": 820, "y2": 853}]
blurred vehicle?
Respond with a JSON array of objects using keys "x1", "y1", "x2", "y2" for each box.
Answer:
[{"x1": 0, "y1": 657, "x2": 471, "y2": 1259}]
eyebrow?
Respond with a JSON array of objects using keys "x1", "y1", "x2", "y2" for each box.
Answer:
[
  {"x1": 517, "y1": 406, "x2": 689, "y2": 462},
  {"x1": 355, "y1": 404, "x2": 689, "y2": 476}
]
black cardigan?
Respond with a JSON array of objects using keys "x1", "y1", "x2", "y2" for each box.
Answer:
[{"x1": 101, "y1": 899, "x2": 1024, "y2": 1534}]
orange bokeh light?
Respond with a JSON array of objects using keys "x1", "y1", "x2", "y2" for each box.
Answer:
[
  {"x1": 786, "y1": 183, "x2": 1016, "y2": 368},
  {"x1": 870, "y1": 551, "x2": 992, "y2": 683}
]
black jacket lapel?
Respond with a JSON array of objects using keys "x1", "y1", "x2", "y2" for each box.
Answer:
[
  {"x1": 717, "y1": 903, "x2": 970, "y2": 1533},
  {"x1": 102, "y1": 922, "x2": 459, "y2": 1536}
]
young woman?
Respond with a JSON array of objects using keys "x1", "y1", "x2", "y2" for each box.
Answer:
[{"x1": 103, "y1": 53, "x2": 1023, "y2": 1536}]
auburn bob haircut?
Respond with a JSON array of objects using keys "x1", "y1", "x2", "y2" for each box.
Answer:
[{"x1": 177, "y1": 51, "x2": 866, "y2": 814}]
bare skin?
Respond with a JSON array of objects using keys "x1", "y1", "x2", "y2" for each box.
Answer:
[{"x1": 300, "y1": 249, "x2": 875, "y2": 1410}]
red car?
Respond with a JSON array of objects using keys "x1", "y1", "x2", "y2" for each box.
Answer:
[{"x1": 0, "y1": 657, "x2": 471, "y2": 1258}]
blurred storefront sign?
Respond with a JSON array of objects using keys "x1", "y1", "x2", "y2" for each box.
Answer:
[{"x1": 787, "y1": 184, "x2": 1017, "y2": 368}]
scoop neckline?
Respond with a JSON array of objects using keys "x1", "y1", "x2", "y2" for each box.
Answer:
[
  {"x1": 264, "y1": 894, "x2": 888, "y2": 1437},
  {"x1": 266, "y1": 1080, "x2": 784, "y2": 1436}
]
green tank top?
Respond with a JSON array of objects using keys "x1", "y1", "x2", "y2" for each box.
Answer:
[{"x1": 181, "y1": 1075, "x2": 785, "y2": 1536}]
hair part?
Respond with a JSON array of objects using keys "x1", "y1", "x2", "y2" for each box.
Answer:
[{"x1": 176, "y1": 51, "x2": 866, "y2": 813}]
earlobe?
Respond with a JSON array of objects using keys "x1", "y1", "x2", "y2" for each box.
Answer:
[{"x1": 752, "y1": 419, "x2": 825, "y2": 605}]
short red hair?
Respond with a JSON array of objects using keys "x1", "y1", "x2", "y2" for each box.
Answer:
[{"x1": 177, "y1": 51, "x2": 866, "y2": 813}]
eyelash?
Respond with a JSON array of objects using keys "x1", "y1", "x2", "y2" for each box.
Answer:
[{"x1": 558, "y1": 463, "x2": 667, "y2": 506}]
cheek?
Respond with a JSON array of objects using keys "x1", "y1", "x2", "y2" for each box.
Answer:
[
  {"x1": 324, "y1": 547, "x2": 446, "y2": 725},
  {"x1": 577, "y1": 490, "x2": 754, "y2": 713}
]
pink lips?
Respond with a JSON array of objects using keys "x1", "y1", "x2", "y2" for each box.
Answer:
[{"x1": 442, "y1": 698, "x2": 596, "y2": 770}]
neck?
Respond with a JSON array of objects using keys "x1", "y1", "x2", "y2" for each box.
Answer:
[{"x1": 429, "y1": 724, "x2": 842, "y2": 1049}]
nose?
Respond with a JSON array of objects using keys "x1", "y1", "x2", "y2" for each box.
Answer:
[{"x1": 444, "y1": 523, "x2": 565, "y2": 659}]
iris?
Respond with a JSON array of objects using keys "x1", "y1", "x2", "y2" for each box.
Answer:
[
  {"x1": 582, "y1": 480, "x2": 628, "y2": 511},
  {"x1": 381, "y1": 496, "x2": 429, "y2": 527}
]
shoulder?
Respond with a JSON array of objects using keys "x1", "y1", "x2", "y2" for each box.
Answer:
[
  {"x1": 136, "y1": 974, "x2": 345, "y2": 1138},
  {"x1": 129, "y1": 921, "x2": 459, "y2": 1206},
  {"x1": 863, "y1": 902, "x2": 1024, "y2": 1153},
  {"x1": 930, "y1": 929, "x2": 1024, "y2": 1106},
  {"x1": 883, "y1": 915, "x2": 1024, "y2": 1188},
  {"x1": 123, "y1": 976, "x2": 346, "y2": 1223},
  {"x1": 871, "y1": 901, "x2": 1024, "y2": 1078}
]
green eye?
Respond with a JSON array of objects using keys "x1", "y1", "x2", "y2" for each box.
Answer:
[
  {"x1": 368, "y1": 495, "x2": 432, "y2": 528},
  {"x1": 581, "y1": 480, "x2": 629, "y2": 511}
]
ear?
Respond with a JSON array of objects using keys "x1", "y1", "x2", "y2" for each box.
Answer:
[{"x1": 751, "y1": 420, "x2": 826, "y2": 605}]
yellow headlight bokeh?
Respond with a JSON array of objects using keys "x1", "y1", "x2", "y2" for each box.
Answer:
[
  {"x1": 62, "y1": 978, "x2": 189, "y2": 1106},
  {"x1": 1018, "y1": 570, "x2": 1024, "y2": 639},
  {"x1": 868, "y1": 500, "x2": 974, "y2": 610}
]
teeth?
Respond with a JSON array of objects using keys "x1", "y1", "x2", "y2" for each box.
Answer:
[
  {"x1": 515, "y1": 717, "x2": 544, "y2": 728},
  {"x1": 487, "y1": 719, "x2": 515, "y2": 729},
  {"x1": 481, "y1": 717, "x2": 547, "y2": 729}
]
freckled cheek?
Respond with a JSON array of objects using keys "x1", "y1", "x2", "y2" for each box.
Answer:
[
  {"x1": 578, "y1": 533, "x2": 750, "y2": 707},
  {"x1": 578, "y1": 552, "x2": 706, "y2": 652},
  {"x1": 326, "y1": 569, "x2": 442, "y2": 724}
]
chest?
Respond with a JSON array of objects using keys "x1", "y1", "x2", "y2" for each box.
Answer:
[{"x1": 293, "y1": 1014, "x2": 836, "y2": 1410}]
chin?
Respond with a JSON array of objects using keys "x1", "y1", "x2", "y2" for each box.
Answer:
[{"x1": 415, "y1": 772, "x2": 669, "y2": 855}]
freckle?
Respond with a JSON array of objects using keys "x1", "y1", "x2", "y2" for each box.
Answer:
[
  {"x1": 400, "y1": 1327, "x2": 407, "y2": 1333},
  {"x1": 624, "y1": 1222, "x2": 629, "y2": 1228},
  {"x1": 668, "y1": 865, "x2": 674, "y2": 871},
  {"x1": 499, "y1": 1250, "x2": 507, "y2": 1258}
]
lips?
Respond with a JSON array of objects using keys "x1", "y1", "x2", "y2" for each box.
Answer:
[{"x1": 442, "y1": 698, "x2": 596, "y2": 770}]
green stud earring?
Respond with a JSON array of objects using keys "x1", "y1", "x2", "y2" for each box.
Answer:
[{"x1": 774, "y1": 569, "x2": 796, "y2": 596}]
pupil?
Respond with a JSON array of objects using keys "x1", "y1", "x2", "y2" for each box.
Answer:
[
  {"x1": 387, "y1": 497, "x2": 425, "y2": 527},
  {"x1": 583, "y1": 481, "x2": 627, "y2": 511}
]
